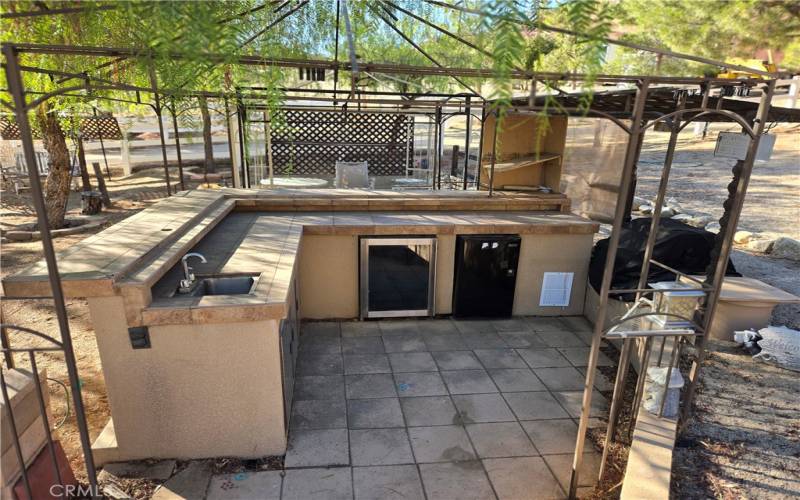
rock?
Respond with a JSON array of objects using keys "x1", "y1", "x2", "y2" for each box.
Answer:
[
  {"x1": 676, "y1": 214, "x2": 714, "y2": 228},
  {"x1": 661, "y1": 207, "x2": 675, "y2": 218},
  {"x1": 747, "y1": 239, "x2": 774, "y2": 253},
  {"x1": 666, "y1": 198, "x2": 684, "y2": 214},
  {"x1": 671, "y1": 214, "x2": 694, "y2": 223},
  {"x1": 633, "y1": 196, "x2": 649, "y2": 210},
  {"x1": 705, "y1": 222, "x2": 721, "y2": 233},
  {"x1": 733, "y1": 231, "x2": 754, "y2": 244},
  {"x1": 639, "y1": 204, "x2": 653, "y2": 215},
  {"x1": 770, "y1": 237, "x2": 800, "y2": 261},
  {"x1": 5, "y1": 231, "x2": 31, "y2": 241}
]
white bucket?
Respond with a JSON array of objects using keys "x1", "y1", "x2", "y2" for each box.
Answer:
[{"x1": 642, "y1": 366, "x2": 684, "y2": 417}]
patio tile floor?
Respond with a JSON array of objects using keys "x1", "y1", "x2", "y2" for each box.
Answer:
[
  {"x1": 353, "y1": 465, "x2": 426, "y2": 500},
  {"x1": 208, "y1": 317, "x2": 611, "y2": 499}
]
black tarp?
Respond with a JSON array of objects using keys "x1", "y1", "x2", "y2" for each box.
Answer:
[{"x1": 589, "y1": 218, "x2": 740, "y2": 302}]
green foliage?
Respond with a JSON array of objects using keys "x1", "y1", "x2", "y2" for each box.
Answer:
[{"x1": 609, "y1": 0, "x2": 800, "y2": 74}]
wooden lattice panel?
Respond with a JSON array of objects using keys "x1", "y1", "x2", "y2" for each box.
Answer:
[
  {"x1": 79, "y1": 116, "x2": 122, "y2": 140},
  {"x1": 0, "y1": 116, "x2": 28, "y2": 141},
  {"x1": 268, "y1": 110, "x2": 413, "y2": 176}
]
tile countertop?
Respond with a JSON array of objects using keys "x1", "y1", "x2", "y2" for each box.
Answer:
[{"x1": 1, "y1": 189, "x2": 599, "y2": 326}]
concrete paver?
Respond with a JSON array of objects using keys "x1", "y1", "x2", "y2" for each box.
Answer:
[
  {"x1": 440, "y1": 370, "x2": 498, "y2": 394},
  {"x1": 432, "y1": 350, "x2": 482, "y2": 370},
  {"x1": 419, "y1": 461, "x2": 496, "y2": 500},
  {"x1": 207, "y1": 471, "x2": 282, "y2": 500},
  {"x1": 152, "y1": 461, "x2": 212, "y2": 500},
  {"x1": 353, "y1": 465, "x2": 425, "y2": 500},
  {"x1": 274, "y1": 317, "x2": 610, "y2": 500},
  {"x1": 504, "y1": 391, "x2": 570, "y2": 420},
  {"x1": 290, "y1": 399, "x2": 347, "y2": 429},
  {"x1": 284, "y1": 428, "x2": 349, "y2": 467},
  {"x1": 394, "y1": 372, "x2": 448, "y2": 397},
  {"x1": 350, "y1": 428, "x2": 415, "y2": 466},
  {"x1": 400, "y1": 395, "x2": 461, "y2": 426},
  {"x1": 488, "y1": 368, "x2": 547, "y2": 392},
  {"x1": 389, "y1": 352, "x2": 438, "y2": 372},
  {"x1": 408, "y1": 425, "x2": 476, "y2": 463},
  {"x1": 346, "y1": 373, "x2": 398, "y2": 399},
  {"x1": 465, "y1": 422, "x2": 538, "y2": 458},
  {"x1": 483, "y1": 457, "x2": 564, "y2": 500},
  {"x1": 343, "y1": 353, "x2": 391, "y2": 374},
  {"x1": 282, "y1": 468, "x2": 353, "y2": 500},
  {"x1": 451, "y1": 393, "x2": 516, "y2": 423},
  {"x1": 348, "y1": 398, "x2": 405, "y2": 429}
]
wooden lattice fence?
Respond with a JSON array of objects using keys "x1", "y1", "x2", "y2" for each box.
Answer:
[{"x1": 267, "y1": 110, "x2": 414, "y2": 176}]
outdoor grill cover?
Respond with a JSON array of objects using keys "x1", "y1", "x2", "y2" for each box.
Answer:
[{"x1": 589, "y1": 218, "x2": 740, "y2": 302}]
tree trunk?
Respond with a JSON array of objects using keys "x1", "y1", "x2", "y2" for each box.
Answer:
[
  {"x1": 36, "y1": 102, "x2": 72, "y2": 229},
  {"x1": 199, "y1": 96, "x2": 216, "y2": 173}
]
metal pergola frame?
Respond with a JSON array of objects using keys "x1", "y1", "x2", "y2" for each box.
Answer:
[{"x1": 1, "y1": 2, "x2": 786, "y2": 498}]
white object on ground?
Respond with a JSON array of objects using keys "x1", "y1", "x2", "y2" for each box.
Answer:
[
  {"x1": 733, "y1": 329, "x2": 760, "y2": 343},
  {"x1": 643, "y1": 366, "x2": 684, "y2": 418},
  {"x1": 705, "y1": 222, "x2": 721, "y2": 233},
  {"x1": 753, "y1": 325, "x2": 800, "y2": 372}
]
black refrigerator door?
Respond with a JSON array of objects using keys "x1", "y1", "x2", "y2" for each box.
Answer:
[{"x1": 453, "y1": 235, "x2": 521, "y2": 318}]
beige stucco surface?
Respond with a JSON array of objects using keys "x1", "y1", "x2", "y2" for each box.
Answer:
[
  {"x1": 299, "y1": 235, "x2": 359, "y2": 319},
  {"x1": 88, "y1": 296, "x2": 286, "y2": 463},
  {"x1": 298, "y1": 232, "x2": 592, "y2": 319},
  {"x1": 513, "y1": 233, "x2": 593, "y2": 316}
]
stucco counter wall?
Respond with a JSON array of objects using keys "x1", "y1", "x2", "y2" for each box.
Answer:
[
  {"x1": 299, "y1": 232, "x2": 593, "y2": 319},
  {"x1": 88, "y1": 296, "x2": 285, "y2": 464}
]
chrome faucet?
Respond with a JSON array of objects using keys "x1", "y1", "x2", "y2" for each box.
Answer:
[{"x1": 180, "y1": 252, "x2": 207, "y2": 290}]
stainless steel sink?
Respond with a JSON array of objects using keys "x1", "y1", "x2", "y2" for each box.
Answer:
[{"x1": 173, "y1": 273, "x2": 258, "y2": 297}]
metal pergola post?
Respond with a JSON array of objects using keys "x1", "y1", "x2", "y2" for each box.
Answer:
[
  {"x1": 487, "y1": 111, "x2": 499, "y2": 197},
  {"x1": 433, "y1": 105, "x2": 441, "y2": 190},
  {"x1": 462, "y1": 95, "x2": 472, "y2": 190},
  {"x1": 92, "y1": 107, "x2": 111, "y2": 178},
  {"x1": 475, "y1": 106, "x2": 486, "y2": 190},
  {"x1": 168, "y1": 98, "x2": 186, "y2": 191},
  {"x1": 148, "y1": 63, "x2": 172, "y2": 196},
  {"x1": 236, "y1": 94, "x2": 250, "y2": 188},
  {"x1": 681, "y1": 79, "x2": 777, "y2": 424},
  {"x1": 600, "y1": 94, "x2": 687, "y2": 474},
  {"x1": 568, "y1": 78, "x2": 650, "y2": 499},
  {"x1": 2, "y1": 44, "x2": 99, "y2": 496},
  {"x1": 223, "y1": 96, "x2": 236, "y2": 188}
]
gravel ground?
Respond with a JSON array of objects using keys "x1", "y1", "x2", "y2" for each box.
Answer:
[{"x1": 672, "y1": 340, "x2": 800, "y2": 499}]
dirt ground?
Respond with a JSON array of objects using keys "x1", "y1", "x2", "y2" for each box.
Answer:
[
  {"x1": 672, "y1": 341, "x2": 800, "y2": 499},
  {"x1": 1, "y1": 124, "x2": 798, "y2": 496}
]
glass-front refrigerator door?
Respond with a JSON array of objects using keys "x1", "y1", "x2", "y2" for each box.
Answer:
[{"x1": 360, "y1": 237, "x2": 437, "y2": 318}]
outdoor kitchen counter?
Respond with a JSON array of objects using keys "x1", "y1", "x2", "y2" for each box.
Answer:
[
  {"x1": 1, "y1": 188, "x2": 598, "y2": 327},
  {"x1": 141, "y1": 209, "x2": 599, "y2": 326}
]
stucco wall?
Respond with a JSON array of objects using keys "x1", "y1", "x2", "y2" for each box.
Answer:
[
  {"x1": 88, "y1": 296, "x2": 285, "y2": 462},
  {"x1": 298, "y1": 232, "x2": 593, "y2": 319},
  {"x1": 298, "y1": 235, "x2": 360, "y2": 318},
  {"x1": 512, "y1": 233, "x2": 593, "y2": 316}
]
